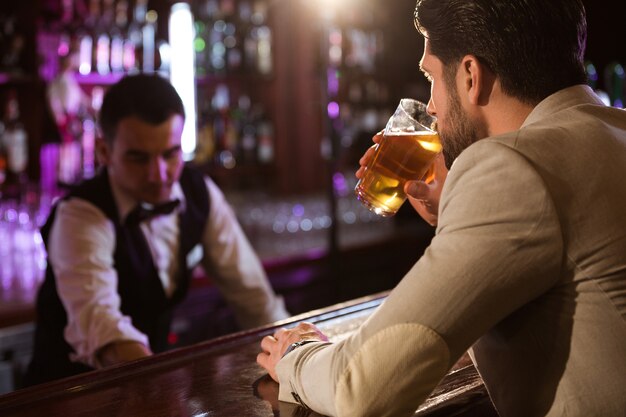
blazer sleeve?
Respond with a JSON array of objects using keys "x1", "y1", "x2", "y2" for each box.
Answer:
[{"x1": 275, "y1": 140, "x2": 563, "y2": 417}]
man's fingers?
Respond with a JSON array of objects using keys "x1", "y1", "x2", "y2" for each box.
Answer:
[
  {"x1": 359, "y1": 145, "x2": 377, "y2": 167},
  {"x1": 256, "y1": 351, "x2": 269, "y2": 368},
  {"x1": 405, "y1": 180, "x2": 431, "y2": 200},
  {"x1": 260, "y1": 335, "x2": 277, "y2": 352}
]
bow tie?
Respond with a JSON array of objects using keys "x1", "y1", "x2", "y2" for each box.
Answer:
[{"x1": 126, "y1": 199, "x2": 181, "y2": 225}]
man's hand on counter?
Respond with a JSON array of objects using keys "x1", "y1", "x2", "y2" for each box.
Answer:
[
  {"x1": 96, "y1": 340, "x2": 153, "y2": 368},
  {"x1": 257, "y1": 322, "x2": 329, "y2": 382}
]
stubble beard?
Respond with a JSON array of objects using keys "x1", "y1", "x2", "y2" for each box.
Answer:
[{"x1": 440, "y1": 87, "x2": 482, "y2": 170}]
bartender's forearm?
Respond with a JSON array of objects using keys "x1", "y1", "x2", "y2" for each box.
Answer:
[{"x1": 97, "y1": 340, "x2": 152, "y2": 368}]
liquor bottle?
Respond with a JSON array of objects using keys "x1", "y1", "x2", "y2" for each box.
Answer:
[
  {"x1": 142, "y1": 10, "x2": 158, "y2": 72},
  {"x1": 93, "y1": 0, "x2": 116, "y2": 75},
  {"x1": 2, "y1": 90, "x2": 28, "y2": 186},
  {"x1": 194, "y1": 96, "x2": 216, "y2": 165},
  {"x1": 604, "y1": 61, "x2": 625, "y2": 108},
  {"x1": 209, "y1": 21, "x2": 226, "y2": 74},
  {"x1": 76, "y1": 29, "x2": 93, "y2": 75},
  {"x1": 60, "y1": 0, "x2": 75, "y2": 25},
  {"x1": 81, "y1": 112, "x2": 96, "y2": 179},
  {"x1": 211, "y1": 84, "x2": 233, "y2": 167},
  {"x1": 244, "y1": 26, "x2": 258, "y2": 73},
  {"x1": 585, "y1": 61, "x2": 610, "y2": 106},
  {"x1": 126, "y1": 0, "x2": 147, "y2": 73},
  {"x1": 0, "y1": 121, "x2": 7, "y2": 190},
  {"x1": 111, "y1": 0, "x2": 129, "y2": 72},
  {"x1": 256, "y1": 24, "x2": 272, "y2": 75},
  {"x1": 83, "y1": 86, "x2": 103, "y2": 179},
  {"x1": 95, "y1": 29, "x2": 111, "y2": 75},
  {"x1": 194, "y1": 20, "x2": 209, "y2": 77},
  {"x1": 256, "y1": 110, "x2": 274, "y2": 164},
  {"x1": 0, "y1": 15, "x2": 26, "y2": 74},
  {"x1": 238, "y1": 1, "x2": 252, "y2": 23},
  {"x1": 220, "y1": 0, "x2": 236, "y2": 18},
  {"x1": 224, "y1": 23, "x2": 242, "y2": 72},
  {"x1": 237, "y1": 95, "x2": 258, "y2": 164}
]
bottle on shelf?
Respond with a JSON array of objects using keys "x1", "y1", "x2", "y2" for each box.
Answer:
[
  {"x1": 0, "y1": 121, "x2": 7, "y2": 191},
  {"x1": 0, "y1": 14, "x2": 26, "y2": 75},
  {"x1": 585, "y1": 61, "x2": 610, "y2": 106},
  {"x1": 1, "y1": 90, "x2": 29, "y2": 190},
  {"x1": 126, "y1": 0, "x2": 146, "y2": 73},
  {"x1": 604, "y1": 61, "x2": 625, "y2": 108},
  {"x1": 142, "y1": 9, "x2": 158, "y2": 73},
  {"x1": 256, "y1": 112, "x2": 274, "y2": 164},
  {"x1": 76, "y1": 28, "x2": 93, "y2": 75}
]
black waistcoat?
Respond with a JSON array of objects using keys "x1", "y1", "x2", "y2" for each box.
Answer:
[{"x1": 23, "y1": 166, "x2": 209, "y2": 386}]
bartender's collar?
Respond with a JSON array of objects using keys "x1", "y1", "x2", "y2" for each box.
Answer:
[{"x1": 108, "y1": 172, "x2": 186, "y2": 224}]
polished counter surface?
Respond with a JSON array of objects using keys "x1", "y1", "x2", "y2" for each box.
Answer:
[{"x1": 0, "y1": 293, "x2": 497, "y2": 416}]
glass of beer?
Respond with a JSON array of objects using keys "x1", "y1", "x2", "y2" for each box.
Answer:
[{"x1": 355, "y1": 99, "x2": 441, "y2": 217}]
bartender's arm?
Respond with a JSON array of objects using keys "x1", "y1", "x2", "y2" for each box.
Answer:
[
  {"x1": 48, "y1": 198, "x2": 152, "y2": 369},
  {"x1": 201, "y1": 177, "x2": 289, "y2": 328}
]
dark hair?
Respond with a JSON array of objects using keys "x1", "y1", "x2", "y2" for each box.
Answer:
[
  {"x1": 98, "y1": 73, "x2": 185, "y2": 143},
  {"x1": 414, "y1": 0, "x2": 588, "y2": 105}
]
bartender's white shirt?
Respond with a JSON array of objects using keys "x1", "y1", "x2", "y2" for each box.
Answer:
[{"x1": 47, "y1": 174, "x2": 288, "y2": 368}]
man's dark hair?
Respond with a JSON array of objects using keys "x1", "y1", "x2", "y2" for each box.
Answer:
[
  {"x1": 98, "y1": 74, "x2": 185, "y2": 143},
  {"x1": 414, "y1": 0, "x2": 588, "y2": 105}
]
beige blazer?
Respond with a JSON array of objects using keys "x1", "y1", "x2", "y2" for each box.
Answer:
[{"x1": 276, "y1": 85, "x2": 626, "y2": 417}]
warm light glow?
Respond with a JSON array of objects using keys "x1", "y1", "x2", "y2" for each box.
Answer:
[
  {"x1": 169, "y1": 3, "x2": 197, "y2": 160},
  {"x1": 304, "y1": 0, "x2": 358, "y2": 21}
]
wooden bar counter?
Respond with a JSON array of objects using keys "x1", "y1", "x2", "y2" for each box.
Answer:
[{"x1": 0, "y1": 293, "x2": 498, "y2": 416}]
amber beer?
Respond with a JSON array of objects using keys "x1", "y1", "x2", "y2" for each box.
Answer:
[{"x1": 355, "y1": 130, "x2": 441, "y2": 216}]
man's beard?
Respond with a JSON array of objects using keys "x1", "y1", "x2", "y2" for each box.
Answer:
[{"x1": 440, "y1": 88, "x2": 481, "y2": 170}]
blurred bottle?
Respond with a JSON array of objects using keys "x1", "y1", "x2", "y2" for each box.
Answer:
[
  {"x1": 142, "y1": 9, "x2": 158, "y2": 72},
  {"x1": 2, "y1": 90, "x2": 28, "y2": 188},
  {"x1": 585, "y1": 61, "x2": 610, "y2": 106},
  {"x1": 47, "y1": 52, "x2": 89, "y2": 186},
  {"x1": 0, "y1": 15, "x2": 26, "y2": 74},
  {"x1": 0, "y1": 121, "x2": 7, "y2": 191},
  {"x1": 225, "y1": 22, "x2": 242, "y2": 73},
  {"x1": 95, "y1": 25, "x2": 111, "y2": 75},
  {"x1": 256, "y1": 111, "x2": 274, "y2": 164},
  {"x1": 126, "y1": 0, "x2": 147, "y2": 73},
  {"x1": 76, "y1": 28, "x2": 93, "y2": 75},
  {"x1": 194, "y1": 20, "x2": 209, "y2": 77},
  {"x1": 237, "y1": 95, "x2": 258, "y2": 164},
  {"x1": 209, "y1": 20, "x2": 227, "y2": 74},
  {"x1": 110, "y1": 0, "x2": 128, "y2": 74},
  {"x1": 194, "y1": 96, "x2": 216, "y2": 165},
  {"x1": 212, "y1": 84, "x2": 236, "y2": 168},
  {"x1": 604, "y1": 61, "x2": 625, "y2": 108},
  {"x1": 255, "y1": 26, "x2": 272, "y2": 75}
]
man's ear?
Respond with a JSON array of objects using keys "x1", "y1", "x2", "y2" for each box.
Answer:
[
  {"x1": 461, "y1": 55, "x2": 495, "y2": 106},
  {"x1": 95, "y1": 138, "x2": 111, "y2": 166}
]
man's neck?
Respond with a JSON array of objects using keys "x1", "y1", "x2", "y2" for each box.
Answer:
[{"x1": 485, "y1": 95, "x2": 535, "y2": 137}]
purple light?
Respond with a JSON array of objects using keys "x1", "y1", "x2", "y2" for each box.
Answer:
[
  {"x1": 292, "y1": 204, "x2": 305, "y2": 217},
  {"x1": 327, "y1": 101, "x2": 340, "y2": 119},
  {"x1": 333, "y1": 172, "x2": 348, "y2": 195},
  {"x1": 327, "y1": 68, "x2": 339, "y2": 95}
]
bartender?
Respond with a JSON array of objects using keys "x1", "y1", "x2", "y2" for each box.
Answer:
[{"x1": 24, "y1": 73, "x2": 289, "y2": 386}]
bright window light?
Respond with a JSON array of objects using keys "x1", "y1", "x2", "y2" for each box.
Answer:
[{"x1": 169, "y1": 3, "x2": 197, "y2": 160}]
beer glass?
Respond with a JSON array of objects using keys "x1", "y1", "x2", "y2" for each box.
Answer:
[{"x1": 355, "y1": 99, "x2": 441, "y2": 217}]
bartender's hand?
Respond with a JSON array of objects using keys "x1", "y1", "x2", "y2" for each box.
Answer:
[
  {"x1": 97, "y1": 340, "x2": 152, "y2": 368},
  {"x1": 356, "y1": 134, "x2": 447, "y2": 227},
  {"x1": 257, "y1": 322, "x2": 328, "y2": 382}
]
